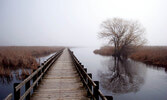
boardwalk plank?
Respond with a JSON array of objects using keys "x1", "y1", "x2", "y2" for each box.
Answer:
[{"x1": 31, "y1": 48, "x2": 89, "y2": 100}]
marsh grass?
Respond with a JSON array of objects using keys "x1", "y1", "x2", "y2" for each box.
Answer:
[
  {"x1": 94, "y1": 46, "x2": 167, "y2": 67},
  {"x1": 0, "y1": 46, "x2": 64, "y2": 68},
  {"x1": 0, "y1": 46, "x2": 64, "y2": 83},
  {"x1": 94, "y1": 46, "x2": 114, "y2": 56},
  {"x1": 130, "y1": 46, "x2": 167, "y2": 67}
]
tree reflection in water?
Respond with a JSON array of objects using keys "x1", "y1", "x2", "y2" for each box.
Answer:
[{"x1": 98, "y1": 57, "x2": 146, "y2": 94}]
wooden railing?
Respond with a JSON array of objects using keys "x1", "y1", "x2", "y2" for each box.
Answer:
[
  {"x1": 4, "y1": 49, "x2": 64, "y2": 100},
  {"x1": 4, "y1": 93, "x2": 12, "y2": 100},
  {"x1": 4, "y1": 48, "x2": 113, "y2": 100},
  {"x1": 68, "y1": 49, "x2": 113, "y2": 100}
]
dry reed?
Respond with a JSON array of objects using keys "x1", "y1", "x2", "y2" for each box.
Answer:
[
  {"x1": 130, "y1": 46, "x2": 167, "y2": 67},
  {"x1": 94, "y1": 46, "x2": 167, "y2": 67},
  {"x1": 0, "y1": 46, "x2": 64, "y2": 77}
]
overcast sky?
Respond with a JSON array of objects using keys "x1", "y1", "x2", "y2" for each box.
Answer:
[{"x1": 0, "y1": 0, "x2": 167, "y2": 47}]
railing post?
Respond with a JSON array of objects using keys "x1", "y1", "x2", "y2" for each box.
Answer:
[
  {"x1": 81, "y1": 65, "x2": 84, "y2": 68},
  {"x1": 80, "y1": 65, "x2": 84, "y2": 76},
  {"x1": 41, "y1": 63, "x2": 45, "y2": 76},
  {"x1": 88, "y1": 73, "x2": 92, "y2": 97},
  {"x1": 33, "y1": 69, "x2": 37, "y2": 91},
  {"x1": 44, "y1": 61, "x2": 46, "y2": 64},
  {"x1": 38, "y1": 66, "x2": 42, "y2": 83},
  {"x1": 25, "y1": 75, "x2": 30, "y2": 100},
  {"x1": 14, "y1": 83, "x2": 20, "y2": 100},
  {"x1": 83, "y1": 68, "x2": 87, "y2": 88},
  {"x1": 84, "y1": 68, "x2": 87, "y2": 81},
  {"x1": 94, "y1": 81, "x2": 99, "y2": 100}
]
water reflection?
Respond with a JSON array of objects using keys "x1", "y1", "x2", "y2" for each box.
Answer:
[
  {"x1": 98, "y1": 57, "x2": 146, "y2": 94},
  {"x1": 0, "y1": 54, "x2": 53, "y2": 85},
  {"x1": 0, "y1": 66, "x2": 33, "y2": 84},
  {"x1": 0, "y1": 53, "x2": 54, "y2": 84}
]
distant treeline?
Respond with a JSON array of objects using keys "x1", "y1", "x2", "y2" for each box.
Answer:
[{"x1": 94, "y1": 46, "x2": 167, "y2": 67}]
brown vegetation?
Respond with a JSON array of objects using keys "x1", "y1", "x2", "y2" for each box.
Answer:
[
  {"x1": 130, "y1": 46, "x2": 167, "y2": 67},
  {"x1": 94, "y1": 46, "x2": 113, "y2": 56},
  {"x1": 0, "y1": 46, "x2": 64, "y2": 78},
  {"x1": 94, "y1": 46, "x2": 167, "y2": 67}
]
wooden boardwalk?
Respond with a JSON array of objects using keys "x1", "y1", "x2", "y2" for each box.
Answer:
[
  {"x1": 5, "y1": 48, "x2": 110, "y2": 100},
  {"x1": 31, "y1": 48, "x2": 89, "y2": 100}
]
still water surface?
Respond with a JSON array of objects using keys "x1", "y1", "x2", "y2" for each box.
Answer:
[
  {"x1": 71, "y1": 47, "x2": 167, "y2": 100},
  {"x1": 1, "y1": 48, "x2": 167, "y2": 100}
]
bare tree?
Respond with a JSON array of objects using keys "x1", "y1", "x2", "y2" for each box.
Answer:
[{"x1": 99, "y1": 18, "x2": 147, "y2": 58}]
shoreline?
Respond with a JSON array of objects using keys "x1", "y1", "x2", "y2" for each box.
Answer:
[{"x1": 94, "y1": 46, "x2": 167, "y2": 68}]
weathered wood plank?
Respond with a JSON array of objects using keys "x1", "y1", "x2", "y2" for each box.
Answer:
[
  {"x1": 31, "y1": 48, "x2": 89, "y2": 100},
  {"x1": 4, "y1": 93, "x2": 12, "y2": 100}
]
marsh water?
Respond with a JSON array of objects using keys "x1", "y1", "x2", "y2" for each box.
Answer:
[
  {"x1": 0, "y1": 53, "x2": 55, "y2": 100},
  {"x1": 1, "y1": 48, "x2": 167, "y2": 100},
  {"x1": 71, "y1": 47, "x2": 167, "y2": 100}
]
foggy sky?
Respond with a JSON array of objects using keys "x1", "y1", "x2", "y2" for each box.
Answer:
[{"x1": 0, "y1": 0, "x2": 167, "y2": 47}]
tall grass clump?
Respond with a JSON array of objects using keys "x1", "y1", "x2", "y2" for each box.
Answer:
[
  {"x1": 94, "y1": 46, "x2": 167, "y2": 67},
  {"x1": 0, "y1": 46, "x2": 64, "y2": 83},
  {"x1": 94, "y1": 46, "x2": 114, "y2": 56},
  {"x1": 130, "y1": 46, "x2": 167, "y2": 67},
  {"x1": 0, "y1": 46, "x2": 64, "y2": 72}
]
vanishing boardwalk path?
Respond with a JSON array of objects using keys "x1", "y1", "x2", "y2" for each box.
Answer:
[{"x1": 31, "y1": 49, "x2": 88, "y2": 100}]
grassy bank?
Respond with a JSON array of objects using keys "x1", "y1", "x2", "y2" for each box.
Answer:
[
  {"x1": 0, "y1": 46, "x2": 64, "y2": 70},
  {"x1": 130, "y1": 46, "x2": 167, "y2": 67},
  {"x1": 94, "y1": 46, "x2": 167, "y2": 67},
  {"x1": 94, "y1": 46, "x2": 113, "y2": 56},
  {"x1": 0, "y1": 46, "x2": 65, "y2": 83}
]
